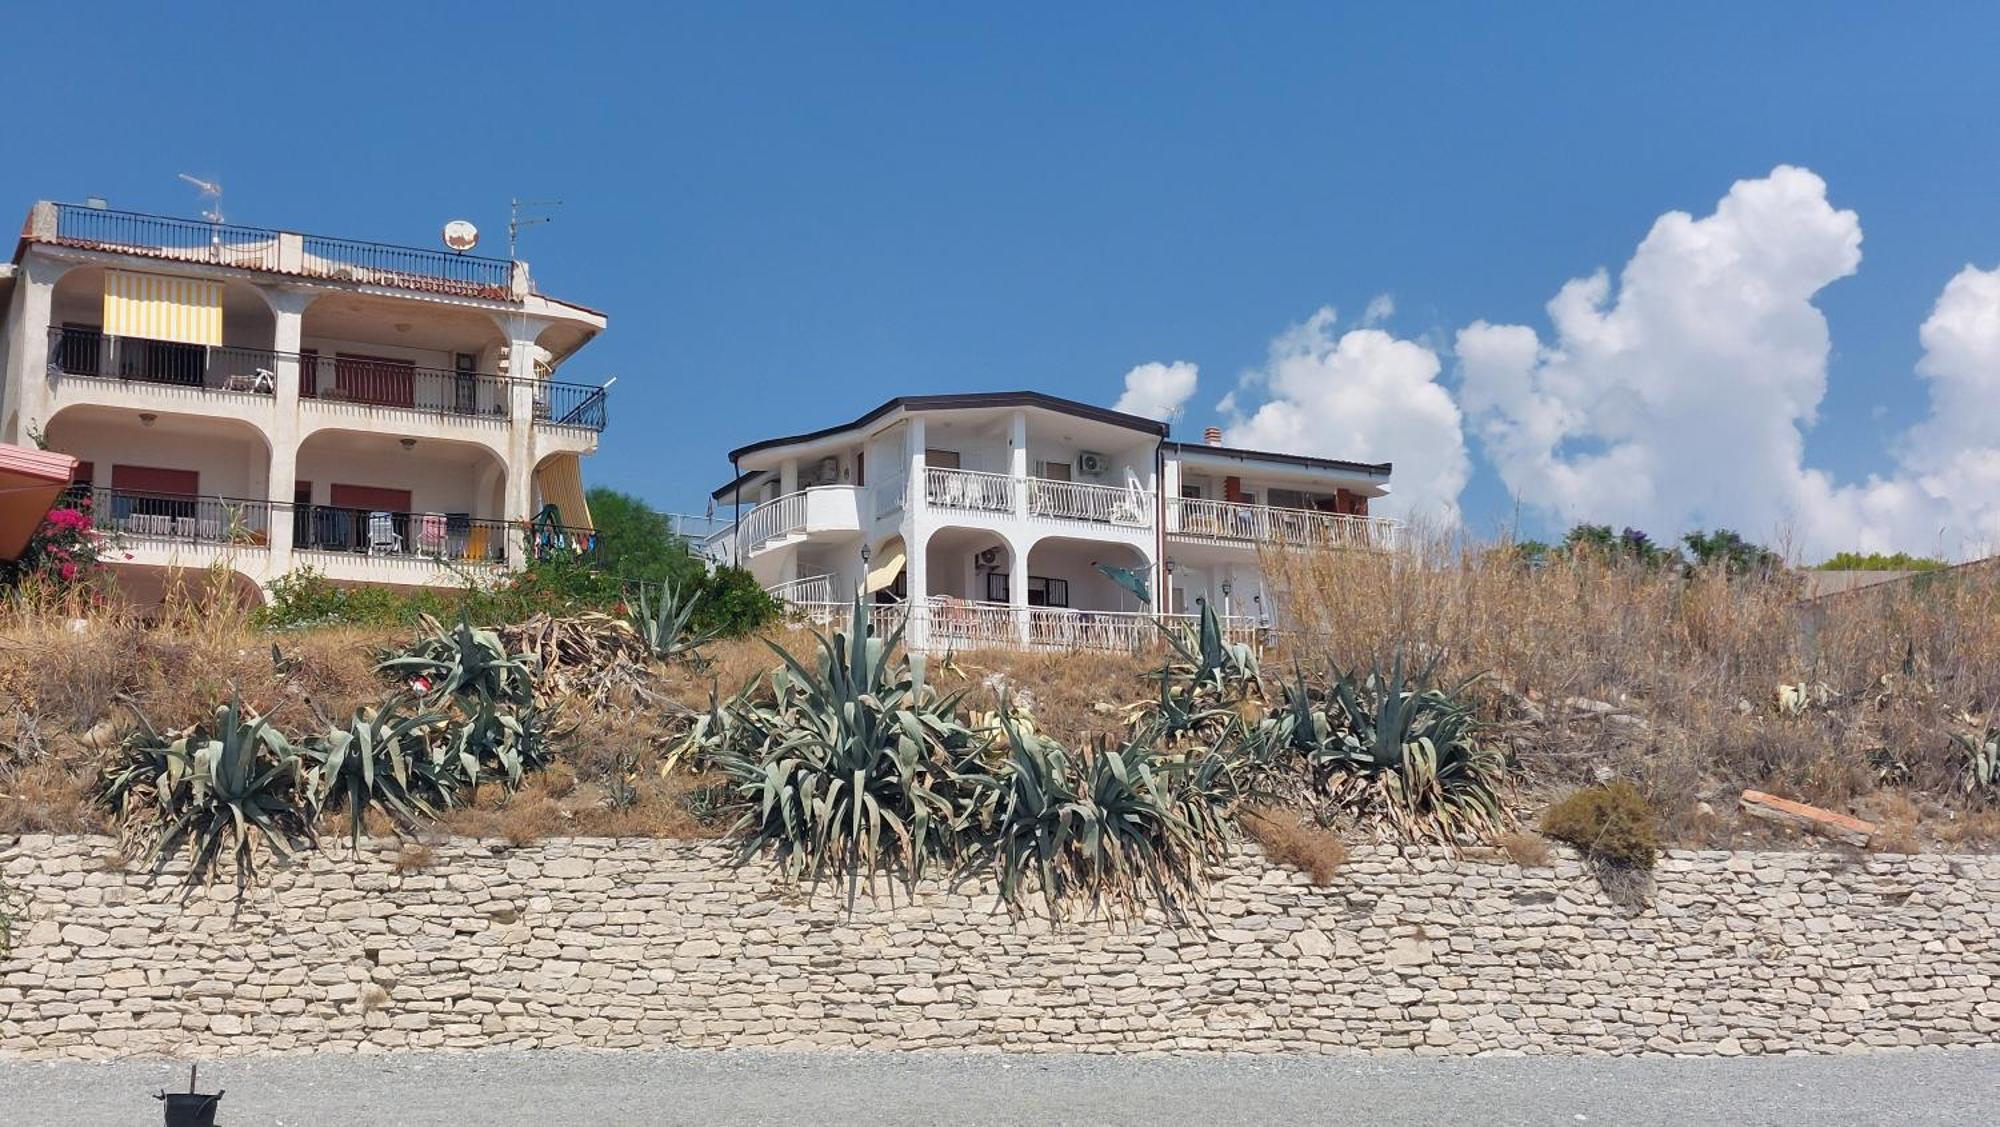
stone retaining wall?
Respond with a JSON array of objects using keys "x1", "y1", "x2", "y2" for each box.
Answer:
[{"x1": 2, "y1": 834, "x2": 1996, "y2": 1060}]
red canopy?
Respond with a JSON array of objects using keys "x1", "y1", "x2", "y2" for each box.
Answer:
[{"x1": 0, "y1": 444, "x2": 79, "y2": 561}]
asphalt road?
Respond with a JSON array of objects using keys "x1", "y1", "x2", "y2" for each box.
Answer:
[{"x1": 8, "y1": 1047, "x2": 1996, "y2": 1126}]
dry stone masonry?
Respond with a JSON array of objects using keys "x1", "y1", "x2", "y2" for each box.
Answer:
[{"x1": 2, "y1": 834, "x2": 1995, "y2": 1060}]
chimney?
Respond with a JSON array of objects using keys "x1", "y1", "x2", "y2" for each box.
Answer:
[{"x1": 1203, "y1": 426, "x2": 1223, "y2": 447}]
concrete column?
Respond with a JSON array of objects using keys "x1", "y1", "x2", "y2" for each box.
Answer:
[
  {"x1": 263, "y1": 289, "x2": 312, "y2": 577},
  {"x1": 905, "y1": 525, "x2": 929, "y2": 652},
  {"x1": 906, "y1": 417, "x2": 926, "y2": 515},
  {"x1": 1009, "y1": 534, "x2": 1031, "y2": 645},
  {"x1": 497, "y1": 317, "x2": 550, "y2": 569},
  {"x1": 779, "y1": 458, "x2": 798, "y2": 497},
  {"x1": 1161, "y1": 456, "x2": 1182, "y2": 534},
  {"x1": 1009, "y1": 409, "x2": 1029, "y2": 519},
  {"x1": 5, "y1": 257, "x2": 58, "y2": 447}
]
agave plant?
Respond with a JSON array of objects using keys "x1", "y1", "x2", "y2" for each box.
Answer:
[
  {"x1": 1250, "y1": 652, "x2": 1508, "y2": 845},
  {"x1": 962, "y1": 705, "x2": 1236, "y2": 919},
  {"x1": 98, "y1": 695, "x2": 314, "y2": 895},
  {"x1": 304, "y1": 695, "x2": 453, "y2": 847},
  {"x1": 627, "y1": 577, "x2": 718, "y2": 664},
  {"x1": 1160, "y1": 600, "x2": 1262, "y2": 696},
  {"x1": 706, "y1": 595, "x2": 984, "y2": 910},
  {"x1": 1954, "y1": 720, "x2": 1998, "y2": 798},
  {"x1": 379, "y1": 613, "x2": 538, "y2": 711}
]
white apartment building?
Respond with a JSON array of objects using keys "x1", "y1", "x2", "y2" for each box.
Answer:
[
  {"x1": 0, "y1": 201, "x2": 610, "y2": 602},
  {"x1": 704, "y1": 392, "x2": 1396, "y2": 651}
]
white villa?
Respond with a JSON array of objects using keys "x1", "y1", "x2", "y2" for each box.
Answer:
[
  {"x1": 703, "y1": 392, "x2": 1397, "y2": 651},
  {"x1": 0, "y1": 200, "x2": 610, "y2": 602}
]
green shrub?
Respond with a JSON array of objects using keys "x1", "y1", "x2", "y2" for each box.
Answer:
[{"x1": 1540, "y1": 780, "x2": 1658, "y2": 869}]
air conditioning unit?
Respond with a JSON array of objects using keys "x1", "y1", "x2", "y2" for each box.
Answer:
[
  {"x1": 976, "y1": 547, "x2": 1003, "y2": 568},
  {"x1": 1078, "y1": 451, "x2": 1108, "y2": 476}
]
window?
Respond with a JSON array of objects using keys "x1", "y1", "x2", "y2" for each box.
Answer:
[
  {"x1": 56, "y1": 323, "x2": 104, "y2": 376},
  {"x1": 985, "y1": 573, "x2": 1068, "y2": 607},
  {"x1": 1036, "y1": 460, "x2": 1072, "y2": 482},
  {"x1": 1180, "y1": 485, "x2": 1204, "y2": 500},
  {"x1": 1268, "y1": 488, "x2": 1306, "y2": 511},
  {"x1": 109, "y1": 465, "x2": 199, "y2": 524},
  {"x1": 1027, "y1": 576, "x2": 1069, "y2": 608},
  {"x1": 924, "y1": 449, "x2": 961, "y2": 469},
  {"x1": 453, "y1": 353, "x2": 480, "y2": 415},
  {"x1": 121, "y1": 338, "x2": 205, "y2": 386}
]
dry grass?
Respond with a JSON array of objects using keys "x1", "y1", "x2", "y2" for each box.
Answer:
[
  {"x1": 390, "y1": 843, "x2": 437, "y2": 874},
  {"x1": 1264, "y1": 531, "x2": 2000, "y2": 849},
  {"x1": 1496, "y1": 830, "x2": 1554, "y2": 867},
  {"x1": 1241, "y1": 807, "x2": 1349, "y2": 883},
  {"x1": 4, "y1": 549, "x2": 1995, "y2": 854}
]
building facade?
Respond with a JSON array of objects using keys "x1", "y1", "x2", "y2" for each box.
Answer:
[
  {"x1": 704, "y1": 392, "x2": 1396, "y2": 651},
  {"x1": 0, "y1": 201, "x2": 610, "y2": 601}
]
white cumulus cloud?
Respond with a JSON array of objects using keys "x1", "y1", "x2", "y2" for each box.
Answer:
[
  {"x1": 1457, "y1": 164, "x2": 2000, "y2": 561},
  {"x1": 1223, "y1": 307, "x2": 1470, "y2": 523},
  {"x1": 1113, "y1": 360, "x2": 1200, "y2": 422}
]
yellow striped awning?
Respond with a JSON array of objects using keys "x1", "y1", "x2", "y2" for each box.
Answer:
[
  {"x1": 103, "y1": 270, "x2": 223, "y2": 346},
  {"x1": 534, "y1": 454, "x2": 594, "y2": 532}
]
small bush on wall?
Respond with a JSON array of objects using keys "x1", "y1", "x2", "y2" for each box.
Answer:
[{"x1": 1541, "y1": 781, "x2": 1659, "y2": 870}]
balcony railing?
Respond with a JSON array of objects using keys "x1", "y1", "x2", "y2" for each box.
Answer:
[
  {"x1": 301, "y1": 354, "x2": 512, "y2": 421},
  {"x1": 737, "y1": 491, "x2": 809, "y2": 555},
  {"x1": 767, "y1": 574, "x2": 838, "y2": 607},
  {"x1": 1167, "y1": 497, "x2": 1398, "y2": 550},
  {"x1": 293, "y1": 506, "x2": 511, "y2": 564},
  {"x1": 48, "y1": 329, "x2": 608, "y2": 431},
  {"x1": 924, "y1": 467, "x2": 1018, "y2": 515},
  {"x1": 732, "y1": 487, "x2": 862, "y2": 556},
  {"x1": 777, "y1": 600, "x2": 1253, "y2": 655},
  {"x1": 51, "y1": 205, "x2": 282, "y2": 271},
  {"x1": 48, "y1": 327, "x2": 279, "y2": 395},
  {"x1": 299, "y1": 233, "x2": 512, "y2": 299},
  {"x1": 534, "y1": 380, "x2": 610, "y2": 431},
  {"x1": 1027, "y1": 478, "x2": 1153, "y2": 528},
  {"x1": 88, "y1": 488, "x2": 274, "y2": 549},
  {"x1": 48, "y1": 203, "x2": 516, "y2": 300}
]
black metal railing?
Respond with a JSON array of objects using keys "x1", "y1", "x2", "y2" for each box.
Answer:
[
  {"x1": 535, "y1": 380, "x2": 609, "y2": 430},
  {"x1": 86, "y1": 488, "x2": 275, "y2": 548},
  {"x1": 47, "y1": 328, "x2": 608, "y2": 430},
  {"x1": 299, "y1": 233, "x2": 513, "y2": 299},
  {"x1": 292, "y1": 506, "x2": 513, "y2": 564},
  {"x1": 48, "y1": 203, "x2": 514, "y2": 300},
  {"x1": 51, "y1": 204, "x2": 283, "y2": 271},
  {"x1": 48, "y1": 327, "x2": 279, "y2": 394},
  {"x1": 301, "y1": 354, "x2": 513, "y2": 421}
]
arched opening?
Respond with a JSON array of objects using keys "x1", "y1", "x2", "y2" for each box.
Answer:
[
  {"x1": 924, "y1": 526, "x2": 1013, "y2": 605},
  {"x1": 294, "y1": 430, "x2": 506, "y2": 563},
  {"x1": 1021, "y1": 537, "x2": 1154, "y2": 650},
  {"x1": 46, "y1": 406, "x2": 274, "y2": 547},
  {"x1": 48, "y1": 265, "x2": 275, "y2": 390},
  {"x1": 300, "y1": 292, "x2": 508, "y2": 414}
]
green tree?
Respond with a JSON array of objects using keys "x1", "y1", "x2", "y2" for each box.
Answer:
[
  {"x1": 586, "y1": 487, "x2": 707, "y2": 588},
  {"x1": 1681, "y1": 528, "x2": 1783, "y2": 577},
  {"x1": 1815, "y1": 551, "x2": 1948, "y2": 572}
]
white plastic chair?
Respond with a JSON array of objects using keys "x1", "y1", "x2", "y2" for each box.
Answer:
[{"x1": 367, "y1": 511, "x2": 404, "y2": 555}]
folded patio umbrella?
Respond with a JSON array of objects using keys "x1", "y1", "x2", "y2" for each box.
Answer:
[
  {"x1": 0, "y1": 444, "x2": 79, "y2": 561},
  {"x1": 1094, "y1": 562, "x2": 1152, "y2": 606}
]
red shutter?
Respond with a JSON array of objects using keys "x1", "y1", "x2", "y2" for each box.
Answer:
[
  {"x1": 1224, "y1": 476, "x2": 1244, "y2": 502},
  {"x1": 330, "y1": 485, "x2": 413, "y2": 513},
  {"x1": 112, "y1": 465, "x2": 198, "y2": 497},
  {"x1": 334, "y1": 353, "x2": 417, "y2": 409}
]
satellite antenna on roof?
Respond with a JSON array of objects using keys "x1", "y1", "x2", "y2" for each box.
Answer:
[
  {"x1": 177, "y1": 173, "x2": 224, "y2": 225},
  {"x1": 508, "y1": 197, "x2": 562, "y2": 259}
]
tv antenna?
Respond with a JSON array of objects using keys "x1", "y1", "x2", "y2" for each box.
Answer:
[
  {"x1": 177, "y1": 173, "x2": 224, "y2": 225},
  {"x1": 508, "y1": 197, "x2": 562, "y2": 259}
]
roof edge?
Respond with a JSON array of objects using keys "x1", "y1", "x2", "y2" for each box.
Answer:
[
  {"x1": 727, "y1": 391, "x2": 1170, "y2": 461},
  {"x1": 1163, "y1": 439, "x2": 1391, "y2": 477}
]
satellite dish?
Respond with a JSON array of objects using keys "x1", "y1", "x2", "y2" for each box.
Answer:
[{"x1": 442, "y1": 219, "x2": 479, "y2": 252}]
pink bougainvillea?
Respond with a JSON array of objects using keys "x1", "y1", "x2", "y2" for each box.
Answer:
[{"x1": 5, "y1": 492, "x2": 110, "y2": 588}]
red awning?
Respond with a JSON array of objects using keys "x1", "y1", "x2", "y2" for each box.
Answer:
[{"x1": 0, "y1": 444, "x2": 79, "y2": 561}]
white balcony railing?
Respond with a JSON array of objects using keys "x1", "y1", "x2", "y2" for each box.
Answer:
[
  {"x1": 1167, "y1": 497, "x2": 1398, "y2": 550},
  {"x1": 732, "y1": 486, "x2": 863, "y2": 556},
  {"x1": 924, "y1": 467, "x2": 1019, "y2": 515},
  {"x1": 1027, "y1": 478, "x2": 1153, "y2": 528},
  {"x1": 767, "y1": 573, "x2": 838, "y2": 607},
  {"x1": 777, "y1": 600, "x2": 1256, "y2": 655}
]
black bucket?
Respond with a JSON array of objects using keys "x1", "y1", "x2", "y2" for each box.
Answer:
[{"x1": 161, "y1": 1090, "x2": 223, "y2": 1127}]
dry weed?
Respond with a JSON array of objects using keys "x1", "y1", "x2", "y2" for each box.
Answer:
[{"x1": 1242, "y1": 808, "x2": 1348, "y2": 883}]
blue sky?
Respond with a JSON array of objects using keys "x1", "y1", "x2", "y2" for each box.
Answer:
[{"x1": 7, "y1": 3, "x2": 1997, "y2": 554}]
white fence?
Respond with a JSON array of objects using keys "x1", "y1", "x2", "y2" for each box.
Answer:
[
  {"x1": 780, "y1": 600, "x2": 1261, "y2": 655},
  {"x1": 1026, "y1": 478, "x2": 1153, "y2": 528},
  {"x1": 924, "y1": 467, "x2": 1019, "y2": 515},
  {"x1": 1167, "y1": 497, "x2": 1397, "y2": 550}
]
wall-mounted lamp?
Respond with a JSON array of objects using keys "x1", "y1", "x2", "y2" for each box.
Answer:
[
  {"x1": 138, "y1": 413, "x2": 157, "y2": 428},
  {"x1": 400, "y1": 438, "x2": 417, "y2": 451}
]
